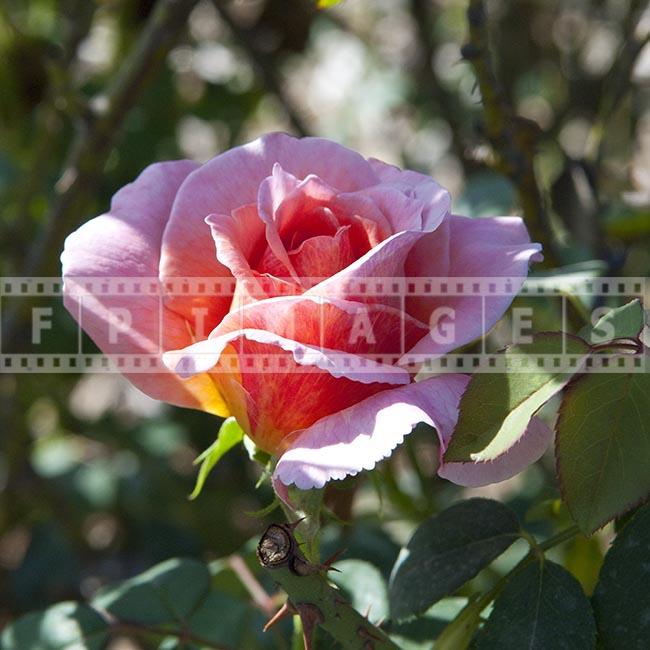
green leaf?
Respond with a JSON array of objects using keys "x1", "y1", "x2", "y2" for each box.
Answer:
[
  {"x1": 190, "y1": 417, "x2": 244, "y2": 499},
  {"x1": 92, "y1": 558, "x2": 210, "y2": 626},
  {"x1": 579, "y1": 299, "x2": 644, "y2": 343},
  {"x1": 444, "y1": 333, "x2": 590, "y2": 463},
  {"x1": 330, "y1": 560, "x2": 389, "y2": 624},
  {"x1": 592, "y1": 503, "x2": 650, "y2": 648},
  {"x1": 556, "y1": 366, "x2": 650, "y2": 534},
  {"x1": 318, "y1": 0, "x2": 343, "y2": 7},
  {"x1": 476, "y1": 560, "x2": 596, "y2": 649},
  {"x1": 185, "y1": 591, "x2": 252, "y2": 648},
  {"x1": 388, "y1": 498, "x2": 520, "y2": 621},
  {"x1": 242, "y1": 433, "x2": 271, "y2": 466},
  {"x1": 245, "y1": 496, "x2": 281, "y2": 518},
  {"x1": 0, "y1": 602, "x2": 108, "y2": 650}
]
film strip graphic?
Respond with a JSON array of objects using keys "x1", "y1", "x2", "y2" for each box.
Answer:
[
  {"x1": 2, "y1": 275, "x2": 646, "y2": 297},
  {"x1": 1, "y1": 275, "x2": 647, "y2": 374}
]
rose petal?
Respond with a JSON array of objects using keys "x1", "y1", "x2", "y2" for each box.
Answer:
[
  {"x1": 273, "y1": 374, "x2": 469, "y2": 489},
  {"x1": 161, "y1": 132, "x2": 378, "y2": 293},
  {"x1": 212, "y1": 295, "x2": 429, "y2": 359},
  {"x1": 164, "y1": 330, "x2": 406, "y2": 454},
  {"x1": 402, "y1": 215, "x2": 543, "y2": 360},
  {"x1": 163, "y1": 327, "x2": 410, "y2": 385},
  {"x1": 163, "y1": 295, "x2": 427, "y2": 379},
  {"x1": 288, "y1": 227, "x2": 356, "y2": 279},
  {"x1": 438, "y1": 417, "x2": 553, "y2": 487},
  {"x1": 205, "y1": 205, "x2": 270, "y2": 302},
  {"x1": 336, "y1": 185, "x2": 429, "y2": 234},
  {"x1": 61, "y1": 161, "x2": 227, "y2": 414},
  {"x1": 368, "y1": 158, "x2": 451, "y2": 230},
  {"x1": 306, "y1": 229, "x2": 425, "y2": 311}
]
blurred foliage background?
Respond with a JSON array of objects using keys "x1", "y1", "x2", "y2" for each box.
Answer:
[{"x1": 0, "y1": 0, "x2": 649, "y2": 647}]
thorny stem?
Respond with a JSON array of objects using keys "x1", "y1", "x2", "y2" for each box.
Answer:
[{"x1": 258, "y1": 523, "x2": 399, "y2": 650}]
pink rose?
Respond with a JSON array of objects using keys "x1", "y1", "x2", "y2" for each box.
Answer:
[{"x1": 62, "y1": 132, "x2": 549, "y2": 491}]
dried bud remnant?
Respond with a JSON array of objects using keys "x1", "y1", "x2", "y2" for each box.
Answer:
[{"x1": 257, "y1": 523, "x2": 296, "y2": 568}]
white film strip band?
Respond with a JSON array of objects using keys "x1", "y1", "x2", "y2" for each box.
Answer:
[{"x1": 1, "y1": 276, "x2": 647, "y2": 374}]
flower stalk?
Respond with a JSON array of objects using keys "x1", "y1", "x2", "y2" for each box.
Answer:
[{"x1": 258, "y1": 523, "x2": 399, "y2": 650}]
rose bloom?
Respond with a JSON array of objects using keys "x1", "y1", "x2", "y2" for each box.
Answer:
[{"x1": 62, "y1": 133, "x2": 550, "y2": 493}]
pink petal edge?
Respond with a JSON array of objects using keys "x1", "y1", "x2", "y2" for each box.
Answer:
[{"x1": 273, "y1": 374, "x2": 468, "y2": 490}]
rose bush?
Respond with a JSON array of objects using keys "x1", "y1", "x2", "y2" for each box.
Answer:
[{"x1": 62, "y1": 132, "x2": 549, "y2": 492}]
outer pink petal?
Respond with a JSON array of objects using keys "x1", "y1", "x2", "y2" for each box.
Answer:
[
  {"x1": 273, "y1": 375, "x2": 469, "y2": 489},
  {"x1": 438, "y1": 417, "x2": 553, "y2": 487},
  {"x1": 403, "y1": 215, "x2": 542, "y2": 360},
  {"x1": 61, "y1": 161, "x2": 227, "y2": 414}
]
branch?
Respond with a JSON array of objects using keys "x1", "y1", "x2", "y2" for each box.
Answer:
[
  {"x1": 590, "y1": 0, "x2": 650, "y2": 169},
  {"x1": 258, "y1": 524, "x2": 399, "y2": 650},
  {"x1": 462, "y1": 0, "x2": 557, "y2": 264},
  {"x1": 408, "y1": 0, "x2": 472, "y2": 169},
  {"x1": 8, "y1": 0, "x2": 96, "y2": 261},
  {"x1": 2, "y1": 0, "x2": 201, "y2": 345},
  {"x1": 212, "y1": 0, "x2": 310, "y2": 137}
]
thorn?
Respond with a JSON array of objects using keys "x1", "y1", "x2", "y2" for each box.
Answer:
[
  {"x1": 263, "y1": 601, "x2": 296, "y2": 632},
  {"x1": 287, "y1": 516, "x2": 305, "y2": 530},
  {"x1": 321, "y1": 546, "x2": 347, "y2": 571},
  {"x1": 363, "y1": 603, "x2": 373, "y2": 620},
  {"x1": 296, "y1": 603, "x2": 324, "y2": 650},
  {"x1": 358, "y1": 625, "x2": 383, "y2": 642}
]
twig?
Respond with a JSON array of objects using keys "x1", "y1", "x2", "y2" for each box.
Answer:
[
  {"x1": 462, "y1": 0, "x2": 557, "y2": 264},
  {"x1": 2, "y1": 0, "x2": 201, "y2": 345},
  {"x1": 228, "y1": 553, "x2": 277, "y2": 616},
  {"x1": 589, "y1": 0, "x2": 650, "y2": 169},
  {"x1": 212, "y1": 1, "x2": 310, "y2": 137}
]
